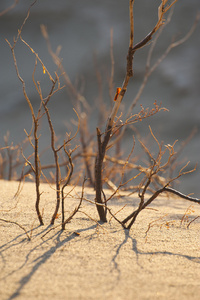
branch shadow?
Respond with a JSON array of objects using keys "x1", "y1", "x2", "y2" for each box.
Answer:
[
  {"x1": 111, "y1": 228, "x2": 200, "y2": 276},
  {"x1": 0, "y1": 224, "x2": 45, "y2": 277},
  {"x1": 111, "y1": 229, "x2": 141, "y2": 277},
  {"x1": 3, "y1": 223, "x2": 97, "y2": 300},
  {"x1": 0, "y1": 225, "x2": 53, "y2": 281}
]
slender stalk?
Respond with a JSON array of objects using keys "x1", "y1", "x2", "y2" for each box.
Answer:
[
  {"x1": 94, "y1": 0, "x2": 135, "y2": 221},
  {"x1": 6, "y1": 32, "x2": 44, "y2": 225},
  {"x1": 34, "y1": 119, "x2": 44, "y2": 225},
  {"x1": 61, "y1": 149, "x2": 74, "y2": 230}
]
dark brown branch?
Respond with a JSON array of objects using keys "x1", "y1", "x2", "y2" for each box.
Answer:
[
  {"x1": 164, "y1": 187, "x2": 200, "y2": 204},
  {"x1": 61, "y1": 149, "x2": 74, "y2": 230},
  {"x1": 94, "y1": 0, "x2": 135, "y2": 222},
  {"x1": 40, "y1": 81, "x2": 61, "y2": 225},
  {"x1": 95, "y1": 128, "x2": 107, "y2": 222},
  {"x1": 122, "y1": 186, "x2": 200, "y2": 229}
]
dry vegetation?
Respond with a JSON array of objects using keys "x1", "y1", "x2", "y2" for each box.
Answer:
[{"x1": 1, "y1": 0, "x2": 200, "y2": 233}]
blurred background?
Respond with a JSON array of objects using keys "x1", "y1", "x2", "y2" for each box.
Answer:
[{"x1": 0, "y1": 0, "x2": 200, "y2": 196}]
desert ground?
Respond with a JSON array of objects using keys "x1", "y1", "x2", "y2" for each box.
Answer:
[{"x1": 0, "y1": 179, "x2": 200, "y2": 300}]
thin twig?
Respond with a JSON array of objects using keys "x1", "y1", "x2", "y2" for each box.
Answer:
[{"x1": 0, "y1": 218, "x2": 31, "y2": 240}]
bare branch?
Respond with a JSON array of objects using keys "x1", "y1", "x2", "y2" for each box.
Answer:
[
  {"x1": 0, "y1": 0, "x2": 19, "y2": 17},
  {"x1": 0, "y1": 218, "x2": 31, "y2": 241}
]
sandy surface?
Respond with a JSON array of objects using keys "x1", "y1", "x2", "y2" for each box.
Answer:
[{"x1": 0, "y1": 179, "x2": 200, "y2": 300}]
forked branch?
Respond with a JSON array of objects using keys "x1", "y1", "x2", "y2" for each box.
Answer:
[{"x1": 94, "y1": 0, "x2": 178, "y2": 221}]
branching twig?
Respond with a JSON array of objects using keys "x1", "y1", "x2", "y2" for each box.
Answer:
[
  {"x1": 62, "y1": 177, "x2": 86, "y2": 230},
  {"x1": 0, "y1": 218, "x2": 31, "y2": 240},
  {"x1": 94, "y1": 1, "x2": 180, "y2": 222}
]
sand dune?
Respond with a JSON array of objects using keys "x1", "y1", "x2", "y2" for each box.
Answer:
[{"x1": 0, "y1": 180, "x2": 200, "y2": 300}]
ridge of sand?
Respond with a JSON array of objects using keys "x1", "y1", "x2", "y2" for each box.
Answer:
[{"x1": 0, "y1": 180, "x2": 200, "y2": 300}]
